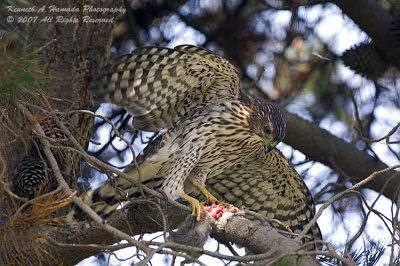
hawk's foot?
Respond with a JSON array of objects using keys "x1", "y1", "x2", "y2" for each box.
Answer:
[
  {"x1": 179, "y1": 192, "x2": 204, "y2": 221},
  {"x1": 197, "y1": 185, "x2": 218, "y2": 204},
  {"x1": 188, "y1": 179, "x2": 221, "y2": 205},
  {"x1": 197, "y1": 185, "x2": 232, "y2": 207}
]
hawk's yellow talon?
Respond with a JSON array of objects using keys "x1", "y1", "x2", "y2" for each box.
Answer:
[
  {"x1": 179, "y1": 192, "x2": 204, "y2": 221},
  {"x1": 197, "y1": 185, "x2": 218, "y2": 204},
  {"x1": 197, "y1": 184, "x2": 231, "y2": 206},
  {"x1": 188, "y1": 179, "x2": 220, "y2": 205}
]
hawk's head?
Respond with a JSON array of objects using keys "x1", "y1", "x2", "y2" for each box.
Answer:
[{"x1": 241, "y1": 92, "x2": 286, "y2": 152}]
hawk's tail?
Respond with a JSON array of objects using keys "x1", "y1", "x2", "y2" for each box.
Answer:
[
  {"x1": 67, "y1": 174, "x2": 164, "y2": 222},
  {"x1": 67, "y1": 132, "x2": 169, "y2": 223}
]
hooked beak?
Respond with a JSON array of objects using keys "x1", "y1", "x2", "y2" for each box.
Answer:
[{"x1": 266, "y1": 140, "x2": 279, "y2": 152}]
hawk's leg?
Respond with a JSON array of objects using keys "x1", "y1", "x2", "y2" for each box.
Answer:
[
  {"x1": 188, "y1": 178, "x2": 218, "y2": 204},
  {"x1": 179, "y1": 192, "x2": 204, "y2": 221},
  {"x1": 198, "y1": 184, "x2": 218, "y2": 204}
]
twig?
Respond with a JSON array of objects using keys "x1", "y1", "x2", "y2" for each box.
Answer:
[
  {"x1": 65, "y1": 109, "x2": 145, "y2": 195},
  {"x1": 242, "y1": 65, "x2": 265, "y2": 90},
  {"x1": 297, "y1": 163, "x2": 400, "y2": 241},
  {"x1": 389, "y1": 189, "x2": 400, "y2": 265},
  {"x1": 16, "y1": 103, "x2": 151, "y2": 254},
  {"x1": 0, "y1": 153, "x2": 5, "y2": 200},
  {"x1": 354, "y1": 122, "x2": 400, "y2": 144}
]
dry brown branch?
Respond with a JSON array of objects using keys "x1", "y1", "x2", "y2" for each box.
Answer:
[
  {"x1": 390, "y1": 192, "x2": 400, "y2": 264},
  {"x1": 212, "y1": 212, "x2": 321, "y2": 265},
  {"x1": 63, "y1": 208, "x2": 325, "y2": 265}
]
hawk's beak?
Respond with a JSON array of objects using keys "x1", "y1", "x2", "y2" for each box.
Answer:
[{"x1": 266, "y1": 141, "x2": 279, "y2": 152}]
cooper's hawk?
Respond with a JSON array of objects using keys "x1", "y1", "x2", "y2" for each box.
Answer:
[
  {"x1": 73, "y1": 128, "x2": 322, "y2": 246},
  {"x1": 73, "y1": 45, "x2": 285, "y2": 221}
]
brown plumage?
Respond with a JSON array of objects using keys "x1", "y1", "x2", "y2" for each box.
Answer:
[
  {"x1": 205, "y1": 148, "x2": 322, "y2": 244},
  {"x1": 73, "y1": 45, "x2": 285, "y2": 221}
]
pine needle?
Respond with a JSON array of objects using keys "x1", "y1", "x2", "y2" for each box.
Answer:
[{"x1": 0, "y1": 190, "x2": 74, "y2": 265}]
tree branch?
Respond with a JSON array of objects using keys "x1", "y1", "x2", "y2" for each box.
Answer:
[
  {"x1": 47, "y1": 202, "x2": 322, "y2": 265},
  {"x1": 212, "y1": 213, "x2": 320, "y2": 265},
  {"x1": 282, "y1": 110, "x2": 400, "y2": 201}
]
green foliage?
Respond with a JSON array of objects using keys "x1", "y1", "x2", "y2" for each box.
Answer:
[
  {"x1": 0, "y1": 0, "x2": 31, "y2": 8},
  {"x1": 274, "y1": 256, "x2": 292, "y2": 265},
  {"x1": 0, "y1": 22, "x2": 50, "y2": 99}
]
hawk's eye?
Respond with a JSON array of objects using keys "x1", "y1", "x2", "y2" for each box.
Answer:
[{"x1": 263, "y1": 126, "x2": 271, "y2": 135}]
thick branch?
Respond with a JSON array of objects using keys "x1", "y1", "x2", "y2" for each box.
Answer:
[
  {"x1": 48, "y1": 203, "x2": 320, "y2": 265},
  {"x1": 53, "y1": 202, "x2": 189, "y2": 265},
  {"x1": 283, "y1": 110, "x2": 400, "y2": 200},
  {"x1": 213, "y1": 213, "x2": 320, "y2": 265}
]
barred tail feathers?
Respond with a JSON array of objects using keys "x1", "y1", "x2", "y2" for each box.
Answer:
[{"x1": 70, "y1": 161, "x2": 164, "y2": 222}]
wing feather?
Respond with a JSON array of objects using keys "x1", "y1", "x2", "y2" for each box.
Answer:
[
  {"x1": 91, "y1": 45, "x2": 240, "y2": 131},
  {"x1": 136, "y1": 132, "x2": 321, "y2": 243},
  {"x1": 205, "y1": 149, "x2": 322, "y2": 243}
]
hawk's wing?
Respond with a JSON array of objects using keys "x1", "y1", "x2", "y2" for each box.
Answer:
[
  {"x1": 136, "y1": 133, "x2": 321, "y2": 241},
  {"x1": 91, "y1": 45, "x2": 240, "y2": 131},
  {"x1": 205, "y1": 149, "x2": 322, "y2": 241}
]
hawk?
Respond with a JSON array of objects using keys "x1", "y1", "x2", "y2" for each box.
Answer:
[
  {"x1": 75, "y1": 129, "x2": 322, "y2": 245},
  {"x1": 119, "y1": 132, "x2": 322, "y2": 243},
  {"x1": 75, "y1": 45, "x2": 286, "y2": 221}
]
